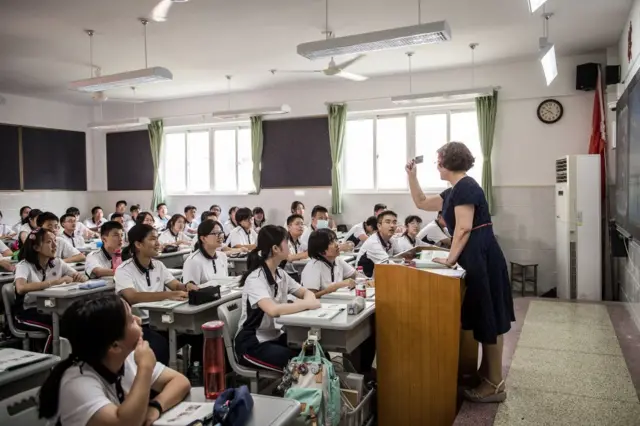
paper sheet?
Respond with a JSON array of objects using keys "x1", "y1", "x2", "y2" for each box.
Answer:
[{"x1": 153, "y1": 402, "x2": 214, "y2": 426}]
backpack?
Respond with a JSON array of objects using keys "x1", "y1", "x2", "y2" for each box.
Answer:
[{"x1": 283, "y1": 338, "x2": 341, "y2": 426}]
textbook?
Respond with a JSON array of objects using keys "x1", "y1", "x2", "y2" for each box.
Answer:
[
  {"x1": 0, "y1": 348, "x2": 50, "y2": 372},
  {"x1": 133, "y1": 300, "x2": 188, "y2": 310},
  {"x1": 327, "y1": 287, "x2": 376, "y2": 299},
  {"x1": 153, "y1": 402, "x2": 214, "y2": 426},
  {"x1": 281, "y1": 303, "x2": 346, "y2": 321}
]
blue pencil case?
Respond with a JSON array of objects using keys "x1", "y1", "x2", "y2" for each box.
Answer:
[{"x1": 79, "y1": 280, "x2": 107, "y2": 290}]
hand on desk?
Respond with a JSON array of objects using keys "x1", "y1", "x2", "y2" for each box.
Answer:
[
  {"x1": 72, "y1": 272, "x2": 88, "y2": 283},
  {"x1": 168, "y1": 290, "x2": 188, "y2": 301},
  {"x1": 433, "y1": 257, "x2": 455, "y2": 268},
  {"x1": 298, "y1": 298, "x2": 321, "y2": 310},
  {"x1": 185, "y1": 282, "x2": 199, "y2": 292}
]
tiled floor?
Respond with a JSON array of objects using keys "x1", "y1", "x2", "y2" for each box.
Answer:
[{"x1": 454, "y1": 298, "x2": 640, "y2": 426}]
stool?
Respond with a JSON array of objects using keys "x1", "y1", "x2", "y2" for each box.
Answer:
[{"x1": 510, "y1": 261, "x2": 538, "y2": 296}]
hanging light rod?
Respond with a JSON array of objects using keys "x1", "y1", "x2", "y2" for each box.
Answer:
[
  {"x1": 88, "y1": 117, "x2": 151, "y2": 130},
  {"x1": 391, "y1": 87, "x2": 498, "y2": 105}
]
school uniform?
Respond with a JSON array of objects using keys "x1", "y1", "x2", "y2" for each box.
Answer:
[
  {"x1": 391, "y1": 233, "x2": 427, "y2": 253},
  {"x1": 223, "y1": 220, "x2": 238, "y2": 236},
  {"x1": 84, "y1": 218, "x2": 106, "y2": 230},
  {"x1": 417, "y1": 220, "x2": 451, "y2": 245},
  {"x1": 0, "y1": 223, "x2": 15, "y2": 236},
  {"x1": 184, "y1": 220, "x2": 198, "y2": 236},
  {"x1": 155, "y1": 216, "x2": 169, "y2": 230},
  {"x1": 74, "y1": 220, "x2": 89, "y2": 238},
  {"x1": 182, "y1": 249, "x2": 229, "y2": 284},
  {"x1": 108, "y1": 212, "x2": 131, "y2": 222},
  {"x1": 301, "y1": 257, "x2": 355, "y2": 291},
  {"x1": 235, "y1": 267, "x2": 301, "y2": 371},
  {"x1": 60, "y1": 231, "x2": 85, "y2": 249},
  {"x1": 253, "y1": 219, "x2": 266, "y2": 231},
  {"x1": 344, "y1": 222, "x2": 367, "y2": 248},
  {"x1": 12, "y1": 221, "x2": 23, "y2": 235},
  {"x1": 227, "y1": 226, "x2": 258, "y2": 248},
  {"x1": 85, "y1": 247, "x2": 115, "y2": 278},
  {"x1": 56, "y1": 352, "x2": 165, "y2": 426},
  {"x1": 284, "y1": 237, "x2": 307, "y2": 281},
  {"x1": 355, "y1": 232, "x2": 398, "y2": 278},
  {"x1": 299, "y1": 225, "x2": 318, "y2": 248},
  {"x1": 13, "y1": 258, "x2": 77, "y2": 352},
  {"x1": 124, "y1": 218, "x2": 136, "y2": 232},
  {"x1": 55, "y1": 237, "x2": 81, "y2": 260},
  {"x1": 0, "y1": 239, "x2": 9, "y2": 254},
  {"x1": 158, "y1": 229, "x2": 188, "y2": 246},
  {"x1": 19, "y1": 223, "x2": 36, "y2": 237}
]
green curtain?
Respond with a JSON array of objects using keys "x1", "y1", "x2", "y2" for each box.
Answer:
[
  {"x1": 327, "y1": 103, "x2": 348, "y2": 214},
  {"x1": 250, "y1": 116, "x2": 264, "y2": 194},
  {"x1": 475, "y1": 90, "x2": 498, "y2": 215},
  {"x1": 148, "y1": 119, "x2": 165, "y2": 210}
]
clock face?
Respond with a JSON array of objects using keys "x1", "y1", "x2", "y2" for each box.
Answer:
[{"x1": 537, "y1": 99, "x2": 563, "y2": 124}]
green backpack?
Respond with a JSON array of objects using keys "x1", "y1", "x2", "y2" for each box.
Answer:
[{"x1": 283, "y1": 338, "x2": 341, "y2": 426}]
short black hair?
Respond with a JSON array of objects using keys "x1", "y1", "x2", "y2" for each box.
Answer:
[
  {"x1": 210, "y1": 204, "x2": 221, "y2": 211},
  {"x1": 311, "y1": 205, "x2": 328, "y2": 218},
  {"x1": 156, "y1": 203, "x2": 167, "y2": 210},
  {"x1": 252, "y1": 207, "x2": 264, "y2": 216},
  {"x1": 91, "y1": 206, "x2": 102, "y2": 215},
  {"x1": 66, "y1": 207, "x2": 80, "y2": 216},
  {"x1": 291, "y1": 201, "x2": 304, "y2": 213},
  {"x1": 184, "y1": 205, "x2": 197, "y2": 214},
  {"x1": 201, "y1": 211, "x2": 216, "y2": 222},
  {"x1": 376, "y1": 210, "x2": 398, "y2": 224},
  {"x1": 130, "y1": 204, "x2": 141, "y2": 213},
  {"x1": 374, "y1": 203, "x2": 387, "y2": 212},
  {"x1": 20, "y1": 206, "x2": 31, "y2": 216},
  {"x1": 308, "y1": 229, "x2": 338, "y2": 259},
  {"x1": 27, "y1": 209, "x2": 43, "y2": 221},
  {"x1": 364, "y1": 216, "x2": 378, "y2": 230},
  {"x1": 228, "y1": 206, "x2": 238, "y2": 216},
  {"x1": 36, "y1": 212, "x2": 59, "y2": 227},
  {"x1": 100, "y1": 220, "x2": 124, "y2": 237},
  {"x1": 405, "y1": 215, "x2": 422, "y2": 226},
  {"x1": 111, "y1": 212, "x2": 124, "y2": 221},
  {"x1": 116, "y1": 200, "x2": 127, "y2": 208},
  {"x1": 60, "y1": 214, "x2": 74, "y2": 224},
  {"x1": 287, "y1": 214, "x2": 304, "y2": 226},
  {"x1": 235, "y1": 207, "x2": 252, "y2": 223}
]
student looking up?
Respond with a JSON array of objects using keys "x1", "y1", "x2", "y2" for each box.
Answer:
[
  {"x1": 155, "y1": 203, "x2": 169, "y2": 229},
  {"x1": 227, "y1": 207, "x2": 258, "y2": 250},
  {"x1": 184, "y1": 205, "x2": 198, "y2": 237},
  {"x1": 66, "y1": 207, "x2": 96, "y2": 239},
  {"x1": 126, "y1": 204, "x2": 141, "y2": 231},
  {"x1": 158, "y1": 214, "x2": 191, "y2": 246},
  {"x1": 85, "y1": 206, "x2": 107, "y2": 232},
  {"x1": 110, "y1": 200, "x2": 130, "y2": 221},
  {"x1": 223, "y1": 206, "x2": 238, "y2": 236},
  {"x1": 209, "y1": 204, "x2": 222, "y2": 217},
  {"x1": 19, "y1": 208, "x2": 42, "y2": 243},
  {"x1": 136, "y1": 212, "x2": 156, "y2": 227},
  {"x1": 12, "y1": 205, "x2": 31, "y2": 235},
  {"x1": 37, "y1": 212, "x2": 85, "y2": 263},
  {"x1": 283, "y1": 214, "x2": 308, "y2": 282},
  {"x1": 182, "y1": 220, "x2": 229, "y2": 285},
  {"x1": 252, "y1": 207, "x2": 266, "y2": 231},
  {"x1": 344, "y1": 216, "x2": 378, "y2": 249},
  {"x1": 59, "y1": 214, "x2": 85, "y2": 249},
  {"x1": 85, "y1": 221, "x2": 125, "y2": 279},
  {"x1": 356, "y1": 210, "x2": 401, "y2": 277}
]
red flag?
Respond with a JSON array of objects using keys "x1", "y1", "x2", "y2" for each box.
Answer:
[{"x1": 588, "y1": 65, "x2": 607, "y2": 199}]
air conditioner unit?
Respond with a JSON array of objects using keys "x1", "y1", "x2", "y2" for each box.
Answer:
[{"x1": 555, "y1": 155, "x2": 602, "y2": 301}]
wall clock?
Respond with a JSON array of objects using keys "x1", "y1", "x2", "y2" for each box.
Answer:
[{"x1": 537, "y1": 99, "x2": 563, "y2": 124}]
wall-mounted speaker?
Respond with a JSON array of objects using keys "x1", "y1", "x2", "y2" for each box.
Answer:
[
  {"x1": 576, "y1": 63, "x2": 599, "y2": 91},
  {"x1": 606, "y1": 65, "x2": 621, "y2": 86}
]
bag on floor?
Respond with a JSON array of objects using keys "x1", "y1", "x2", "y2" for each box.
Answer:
[{"x1": 283, "y1": 339, "x2": 341, "y2": 426}]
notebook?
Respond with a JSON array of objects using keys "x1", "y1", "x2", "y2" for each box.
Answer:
[
  {"x1": 281, "y1": 303, "x2": 346, "y2": 321},
  {"x1": 153, "y1": 402, "x2": 214, "y2": 426}
]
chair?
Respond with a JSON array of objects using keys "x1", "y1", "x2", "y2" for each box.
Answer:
[
  {"x1": 217, "y1": 300, "x2": 282, "y2": 393},
  {"x1": 0, "y1": 387, "x2": 46, "y2": 426},
  {"x1": 1, "y1": 284, "x2": 48, "y2": 351},
  {"x1": 510, "y1": 261, "x2": 539, "y2": 296},
  {"x1": 337, "y1": 224, "x2": 349, "y2": 233}
]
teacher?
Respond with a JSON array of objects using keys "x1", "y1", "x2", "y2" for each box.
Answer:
[{"x1": 406, "y1": 141, "x2": 515, "y2": 403}]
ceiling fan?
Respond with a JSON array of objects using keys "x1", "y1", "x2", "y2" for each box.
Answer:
[
  {"x1": 271, "y1": 55, "x2": 368, "y2": 82},
  {"x1": 151, "y1": 0, "x2": 190, "y2": 22}
]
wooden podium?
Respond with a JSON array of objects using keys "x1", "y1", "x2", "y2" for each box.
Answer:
[{"x1": 375, "y1": 262, "x2": 477, "y2": 425}]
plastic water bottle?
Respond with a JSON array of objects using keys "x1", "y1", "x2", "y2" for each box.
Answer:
[
  {"x1": 112, "y1": 249, "x2": 122, "y2": 272},
  {"x1": 355, "y1": 266, "x2": 367, "y2": 298}
]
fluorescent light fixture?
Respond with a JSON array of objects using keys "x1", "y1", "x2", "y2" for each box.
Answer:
[
  {"x1": 297, "y1": 21, "x2": 451, "y2": 60},
  {"x1": 539, "y1": 40, "x2": 558, "y2": 86},
  {"x1": 210, "y1": 104, "x2": 291, "y2": 120},
  {"x1": 391, "y1": 87, "x2": 495, "y2": 105},
  {"x1": 528, "y1": 0, "x2": 548, "y2": 13},
  {"x1": 88, "y1": 117, "x2": 151, "y2": 130},
  {"x1": 69, "y1": 67, "x2": 173, "y2": 92}
]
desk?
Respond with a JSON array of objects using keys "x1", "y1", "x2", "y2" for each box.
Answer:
[
  {"x1": 228, "y1": 256, "x2": 248, "y2": 276},
  {"x1": 31, "y1": 282, "x2": 115, "y2": 356},
  {"x1": 187, "y1": 388, "x2": 300, "y2": 426},
  {"x1": 0, "y1": 352, "x2": 59, "y2": 401},
  {"x1": 276, "y1": 300, "x2": 375, "y2": 353},
  {"x1": 145, "y1": 290, "x2": 242, "y2": 370},
  {"x1": 155, "y1": 248, "x2": 192, "y2": 269}
]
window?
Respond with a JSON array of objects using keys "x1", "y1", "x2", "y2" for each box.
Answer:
[
  {"x1": 343, "y1": 108, "x2": 482, "y2": 192},
  {"x1": 163, "y1": 126, "x2": 254, "y2": 194}
]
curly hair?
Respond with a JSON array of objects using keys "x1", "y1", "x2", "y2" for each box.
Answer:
[{"x1": 436, "y1": 141, "x2": 475, "y2": 172}]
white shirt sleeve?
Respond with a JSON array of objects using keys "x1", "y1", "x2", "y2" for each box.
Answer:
[
  {"x1": 244, "y1": 274, "x2": 273, "y2": 307},
  {"x1": 157, "y1": 261, "x2": 176, "y2": 286},
  {"x1": 60, "y1": 261, "x2": 77, "y2": 278},
  {"x1": 58, "y1": 373, "x2": 114, "y2": 426},
  {"x1": 228, "y1": 229, "x2": 244, "y2": 248},
  {"x1": 353, "y1": 225, "x2": 366, "y2": 239},
  {"x1": 115, "y1": 265, "x2": 136, "y2": 293},
  {"x1": 250, "y1": 229, "x2": 258, "y2": 245},
  {"x1": 85, "y1": 252, "x2": 106, "y2": 278},
  {"x1": 158, "y1": 230, "x2": 175, "y2": 245},
  {"x1": 301, "y1": 261, "x2": 322, "y2": 291},
  {"x1": 14, "y1": 262, "x2": 31, "y2": 281},
  {"x1": 284, "y1": 270, "x2": 302, "y2": 295},
  {"x1": 57, "y1": 238, "x2": 80, "y2": 259},
  {"x1": 364, "y1": 238, "x2": 390, "y2": 264},
  {"x1": 339, "y1": 258, "x2": 356, "y2": 279},
  {"x1": 181, "y1": 255, "x2": 201, "y2": 284}
]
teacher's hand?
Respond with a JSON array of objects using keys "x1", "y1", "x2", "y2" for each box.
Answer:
[
  {"x1": 405, "y1": 160, "x2": 417, "y2": 177},
  {"x1": 433, "y1": 257, "x2": 454, "y2": 268}
]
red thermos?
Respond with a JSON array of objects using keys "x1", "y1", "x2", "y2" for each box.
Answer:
[{"x1": 202, "y1": 320, "x2": 226, "y2": 399}]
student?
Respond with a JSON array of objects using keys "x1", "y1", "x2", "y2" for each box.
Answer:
[
  {"x1": 392, "y1": 215, "x2": 428, "y2": 252},
  {"x1": 0, "y1": 240, "x2": 14, "y2": 271},
  {"x1": 0, "y1": 210, "x2": 17, "y2": 238},
  {"x1": 85, "y1": 206, "x2": 107, "y2": 232},
  {"x1": 37, "y1": 212, "x2": 86, "y2": 263},
  {"x1": 184, "y1": 205, "x2": 198, "y2": 237},
  {"x1": 66, "y1": 207, "x2": 96, "y2": 239},
  {"x1": 284, "y1": 214, "x2": 308, "y2": 281},
  {"x1": 356, "y1": 210, "x2": 401, "y2": 277},
  {"x1": 210, "y1": 204, "x2": 222, "y2": 218},
  {"x1": 109, "y1": 200, "x2": 130, "y2": 221},
  {"x1": 111, "y1": 212, "x2": 125, "y2": 225},
  {"x1": 373, "y1": 204, "x2": 387, "y2": 217},
  {"x1": 199, "y1": 211, "x2": 246, "y2": 255},
  {"x1": 158, "y1": 214, "x2": 191, "y2": 246},
  {"x1": 227, "y1": 208, "x2": 258, "y2": 250},
  {"x1": 252, "y1": 207, "x2": 266, "y2": 231},
  {"x1": 299, "y1": 205, "x2": 330, "y2": 247},
  {"x1": 136, "y1": 211, "x2": 157, "y2": 227},
  {"x1": 223, "y1": 206, "x2": 238, "y2": 236},
  {"x1": 85, "y1": 221, "x2": 125, "y2": 278},
  {"x1": 182, "y1": 220, "x2": 229, "y2": 285},
  {"x1": 235, "y1": 225, "x2": 320, "y2": 371},
  {"x1": 0, "y1": 239, "x2": 12, "y2": 257},
  {"x1": 417, "y1": 211, "x2": 452, "y2": 248},
  {"x1": 344, "y1": 216, "x2": 378, "y2": 248},
  {"x1": 301, "y1": 229, "x2": 356, "y2": 298},
  {"x1": 115, "y1": 224, "x2": 200, "y2": 365},
  {"x1": 59, "y1": 213, "x2": 85, "y2": 248},
  {"x1": 201, "y1": 210, "x2": 217, "y2": 223},
  {"x1": 19, "y1": 208, "x2": 42, "y2": 243},
  {"x1": 37, "y1": 294, "x2": 190, "y2": 426},
  {"x1": 14, "y1": 228, "x2": 87, "y2": 351},
  {"x1": 155, "y1": 203, "x2": 170, "y2": 229},
  {"x1": 126, "y1": 204, "x2": 141, "y2": 231},
  {"x1": 284, "y1": 201, "x2": 306, "y2": 227},
  {"x1": 12, "y1": 206, "x2": 31, "y2": 234}
]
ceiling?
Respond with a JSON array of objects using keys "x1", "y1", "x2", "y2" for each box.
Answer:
[{"x1": 0, "y1": 0, "x2": 631, "y2": 104}]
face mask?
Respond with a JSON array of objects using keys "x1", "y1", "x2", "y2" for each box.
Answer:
[{"x1": 316, "y1": 220, "x2": 329, "y2": 229}]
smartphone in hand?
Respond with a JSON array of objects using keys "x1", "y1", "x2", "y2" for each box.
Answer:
[{"x1": 413, "y1": 155, "x2": 424, "y2": 164}]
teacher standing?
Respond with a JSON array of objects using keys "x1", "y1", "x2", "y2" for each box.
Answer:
[{"x1": 406, "y1": 141, "x2": 515, "y2": 403}]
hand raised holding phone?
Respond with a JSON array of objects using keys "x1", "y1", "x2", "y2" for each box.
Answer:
[{"x1": 405, "y1": 156, "x2": 424, "y2": 176}]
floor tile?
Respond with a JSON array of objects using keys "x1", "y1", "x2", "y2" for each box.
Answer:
[
  {"x1": 517, "y1": 321, "x2": 621, "y2": 355},
  {"x1": 494, "y1": 386, "x2": 640, "y2": 426},
  {"x1": 525, "y1": 301, "x2": 612, "y2": 329},
  {"x1": 506, "y1": 347, "x2": 638, "y2": 403}
]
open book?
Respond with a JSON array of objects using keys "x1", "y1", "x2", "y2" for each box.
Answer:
[
  {"x1": 133, "y1": 300, "x2": 188, "y2": 310},
  {"x1": 329, "y1": 287, "x2": 376, "y2": 299},
  {"x1": 281, "y1": 303, "x2": 346, "y2": 321},
  {"x1": 153, "y1": 402, "x2": 214, "y2": 426},
  {"x1": 0, "y1": 348, "x2": 51, "y2": 372}
]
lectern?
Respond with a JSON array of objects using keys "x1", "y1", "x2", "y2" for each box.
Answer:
[{"x1": 375, "y1": 254, "x2": 477, "y2": 425}]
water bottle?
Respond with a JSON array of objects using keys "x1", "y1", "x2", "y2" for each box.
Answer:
[
  {"x1": 111, "y1": 249, "x2": 122, "y2": 272},
  {"x1": 355, "y1": 266, "x2": 367, "y2": 298},
  {"x1": 202, "y1": 320, "x2": 226, "y2": 400}
]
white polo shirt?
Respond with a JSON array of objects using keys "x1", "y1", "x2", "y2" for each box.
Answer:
[
  {"x1": 344, "y1": 222, "x2": 367, "y2": 248},
  {"x1": 60, "y1": 232, "x2": 85, "y2": 249},
  {"x1": 284, "y1": 237, "x2": 307, "y2": 275},
  {"x1": 18, "y1": 223, "x2": 35, "y2": 238},
  {"x1": 114, "y1": 257, "x2": 176, "y2": 323},
  {"x1": 391, "y1": 233, "x2": 427, "y2": 253},
  {"x1": 237, "y1": 267, "x2": 302, "y2": 343},
  {"x1": 155, "y1": 215, "x2": 169, "y2": 230},
  {"x1": 84, "y1": 218, "x2": 106, "y2": 229},
  {"x1": 223, "y1": 220, "x2": 238, "y2": 236},
  {"x1": 55, "y1": 237, "x2": 81, "y2": 260},
  {"x1": 0, "y1": 239, "x2": 9, "y2": 254},
  {"x1": 355, "y1": 232, "x2": 398, "y2": 277},
  {"x1": 182, "y1": 249, "x2": 229, "y2": 284},
  {"x1": 124, "y1": 219, "x2": 136, "y2": 232},
  {"x1": 158, "y1": 229, "x2": 188, "y2": 245},
  {"x1": 74, "y1": 220, "x2": 89, "y2": 238},
  {"x1": 108, "y1": 213, "x2": 131, "y2": 222},
  {"x1": 56, "y1": 352, "x2": 165, "y2": 426},
  {"x1": 301, "y1": 258, "x2": 355, "y2": 291},
  {"x1": 184, "y1": 220, "x2": 198, "y2": 237},
  {"x1": 85, "y1": 248, "x2": 115, "y2": 278},
  {"x1": 417, "y1": 221, "x2": 451, "y2": 245},
  {"x1": 299, "y1": 225, "x2": 319, "y2": 248},
  {"x1": 0, "y1": 223, "x2": 15, "y2": 236},
  {"x1": 14, "y1": 258, "x2": 76, "y2": 309},
  {"x1": 227, "y1": 227, "x2": 258, "y2": 248}
]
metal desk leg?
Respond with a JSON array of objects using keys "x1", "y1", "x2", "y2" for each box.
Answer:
[
  {"x1": 51, "y1": 312, "x2": 60, "y2": 356},
  {"x1": 168, "y1": 326, "x2": 178, "y2": 371}
]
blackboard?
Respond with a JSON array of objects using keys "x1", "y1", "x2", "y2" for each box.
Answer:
[
  {"x1": 0, "y1": 124, "x2": 20, "y2": 190},
  {"x1": 616, "y1": 91, "x2": 629, "y2": 231},
  {"x1": 22, "y1": 127, "x2": 87, "y2": 190},
  {"x1": 106, "y1": 130, "x2": 154, "y2": 191},
  {"x1": 261, "y1": 117, "x2": 332, "y2": 188}
]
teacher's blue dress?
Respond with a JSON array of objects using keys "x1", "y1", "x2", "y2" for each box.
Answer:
[{"x1": 441, "y1": 177, "x2": 515, "y2": 344}]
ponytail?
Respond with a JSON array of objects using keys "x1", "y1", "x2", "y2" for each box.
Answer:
[
  {"x1": 239, "y1": 249, "x2": 262, "y2": 287},
  {"x1": 121, "y1": 244, "x2": 134, "y2": 261},
  {"x1": 239, "y1": 225, "x2": 287, "y2": 289},
  {"x1": 38, "y1": 357, "x2": 76, "y2": 419}
]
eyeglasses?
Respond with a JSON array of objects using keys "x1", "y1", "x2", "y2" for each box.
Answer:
[{"x1": 209, "y1": 231, "x2": 224, "y2": 236}]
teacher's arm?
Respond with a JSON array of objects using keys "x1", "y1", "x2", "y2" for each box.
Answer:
[
  {"x1": 406, "y1": 160, "x2": 443, "y2": 212},
  {"x1": 442, "y1": 205, "x2": 474, "y2": 266}
]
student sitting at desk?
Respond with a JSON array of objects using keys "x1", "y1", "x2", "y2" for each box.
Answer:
[
  {"x1": 0, "y1": 239, "x2": 14, "y2": 271},
  {"x1": 0, "y1": 210, "x2": 17, "y2": 239},
  {"x1": 416, "y1": 211, "x2": 452, "y2": 248},
  {"x1": 284, "y1": 214, "x2": 308, "y2": 281},
  {"x1": 301, "y1": 229, "x2": 356, "y2": 298},
  {"x1": 227, "y1": 208, "x2": 258, "y2": 250},
  {"x1": 392, "y1": 215, "x2": 430, "y2": 253},
  {"x1": 125, "y1": 204, "x2": 141, "y2": 231},
  {"x1": 18, "y1": 208, "x2": 42, "y2": 243},
  {"x1": 344, "y1": 216, "x2": 378, "y2": 249},
  {"x1": 223, "y1": 206, "x2": 238, "y2": 236},
  {"x1": 66, "y1": 207, "x2": 97, "y2": 239},
  {"x1": 116, "y1": 224, "x2": 200, "y2": 366},
  {"x1": 252, "y1": 207, "x2": 266, "y2": 232},
  {"x1": 109, "y1": 200, "x2": 131, "y2": 222},
  {"x1": 14, "y1": 228, "x2": 87, "y2": 352},
  {"x1": 182, "y1": 220, "x2": 229, "y2": 284},
  {"x1": 110, "y1": 213, "x2": 128, "y2": 244},
  {"x1": 300, "y1": 205, "x2": 329, "y2": 247},
  {"x1": 356, "y1": 210, "x2": 401, "y2": 277},
  {"x1": 235, "y1": 225, "x2": 320, "y2": 371},
  {"x1": 38, "y1": 294, "x2": 190, "y2": 426},
  {"x1": 158, "y1": 214, "x2": 191, "y2": 247},
  {"x1": 184, "y1": 205, "x2": 198, "y2": 237},
  {"x1": 210, "y1": 204, "x2": 222, "y2": 218},
  {"x1": 12, "y1": 205, "x2": 31, "y2": 235},
  {"x1": 136, "y1": 211, "x2": 157, "y2": 227},
  {"x1": 86, "y1": 221, "x2": 125, "y2": 279},
  {"x1": 155, "y1": 203, "x2": 170, "y2": 230},
  {"x1": 373, "y1": 203, "x2": 387, "y2": 217},
  {"x1": 285, "y1": 201, "x2": 307, "y2": 229},
  {"x1": 59, "y1": 214, "x2": 86, "y2": 249},
  {"x1": 85, "y1": 206, "x2": 107, "y2": 232},
  {"x1": 38, "y1": 212, "x2": 86, "y2": 264}
]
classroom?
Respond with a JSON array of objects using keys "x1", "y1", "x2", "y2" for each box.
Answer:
[{"x1": 0, "y1": 0, "x2": 639, "y2": 425}]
